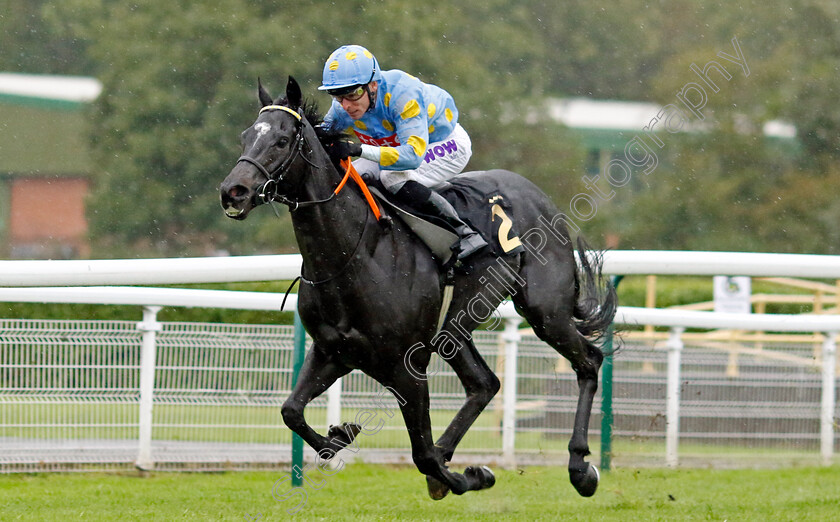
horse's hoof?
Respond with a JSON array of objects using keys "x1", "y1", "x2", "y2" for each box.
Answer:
[
  {"x1": 327, "y1": 422, "x2": 362, "y2": 450},
  {"x1": 465, "y1": 465, "x2": 496, "y2": 491},
  {"x1": 426, "y1": 475, "x2": 450, "y2": 500},
  {"x1": 569, "y1": 463, "x2": 599, "y2": 497}
]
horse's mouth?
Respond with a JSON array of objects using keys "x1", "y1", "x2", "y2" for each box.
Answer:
[
  {"x1": 224, "y1": 206, "x2": 246, "y2": 219},
  {"x1": 223, "y1": 203, "x2": 253, "y2": 220}
]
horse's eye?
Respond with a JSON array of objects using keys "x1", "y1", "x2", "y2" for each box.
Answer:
[{"x1": 277, "y1": 137, "x2": 290, "y2": 147}]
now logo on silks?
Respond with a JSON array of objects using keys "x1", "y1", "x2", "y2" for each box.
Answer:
[{"x1": 423, "y1": 139, "x2": 458, "y2": 164}]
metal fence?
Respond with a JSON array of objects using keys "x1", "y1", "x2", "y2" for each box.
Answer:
[
  {"x1": 2, "y1": 252, "x2": 839, "y2": 473},
  {"x1": 2, "y1": 316, "x2": 836, "y2": 472},
  {"x1": 607, "y1": 335, "x2": 833, "y2": 468}
]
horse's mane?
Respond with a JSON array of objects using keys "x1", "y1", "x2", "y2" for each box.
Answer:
[
  {"x1": 279, "y1": 95, "x2": 346, "y2": 170},
  {"x1": 277, "y1": 96, "x2": 345, "y2": 149},
  {"x1": 299, "y1": 97, "x2": 325, "y2": 127}
]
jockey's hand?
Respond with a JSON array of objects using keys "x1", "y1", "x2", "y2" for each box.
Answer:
[
  {"x1": 325, "y1": 139, "x2": 362, "y2": 164},
  {"x1": 313, "y1": 123, "x2": 331, "y2": 139}
]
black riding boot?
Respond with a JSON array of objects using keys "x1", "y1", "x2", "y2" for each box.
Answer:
[{"x1": 393, "y1": 181, "x2": 489, "y2": 260}]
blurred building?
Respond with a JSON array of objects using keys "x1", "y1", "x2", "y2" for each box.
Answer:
[
  {"x1": 540, "y1": 97, "x2": 798, "y2": 179},
  {"x1": 0, "y1": 73, "x2": 101, "y2": 258}
]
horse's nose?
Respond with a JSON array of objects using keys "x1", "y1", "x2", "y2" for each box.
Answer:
[
  {"x1": 220, "y1": 180, "x2": 253, "y2": 219},
  {"x1": 221, "y1": 183, "x2": 245, "y2": 201},
  {"x1": 220, "y1": 182, "x2": 241, "y2": 205}
]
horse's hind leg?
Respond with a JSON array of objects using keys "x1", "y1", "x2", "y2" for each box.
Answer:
[
  {"x1": 514, "y1": 293, "x2": 603, "y2": 497},
  {"x1": 535, "y1": 319, "x2": 603, "y2": 496},
  {"x1": 566, "y1": 335, "x2": 603, "y2": 497},
  {"x1": 280, "y1": 343, "x2": 355, "y2": 459},
  {"x1": 544, "y1": 321, "x2": 602, "y2": 496},
  {"x1": 426, "y1": 337, "x2": 500, "y2": 499},
  {"x1": 434, "y1": 337, "x2": 500, "y2": 462},
  {"x1": 386, "y1": 368, "x2": 496, "y2": 499}
]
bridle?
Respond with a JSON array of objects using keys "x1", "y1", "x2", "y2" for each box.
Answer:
[
  {"x1": 233, "y1": 103, "x2": 383, "y2": 286},
  {"x1": 235, "y1": 104, "x2": 330, "y2": 211}
]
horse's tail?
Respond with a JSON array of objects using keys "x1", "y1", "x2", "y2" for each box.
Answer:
[{"x1": 572, "y1": 236, "x2": 618, "y2": 351}]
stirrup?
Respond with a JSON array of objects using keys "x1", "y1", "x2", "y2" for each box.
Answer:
[{"x1": 457, "y1": 232, "x2": 488, "y2": 260}]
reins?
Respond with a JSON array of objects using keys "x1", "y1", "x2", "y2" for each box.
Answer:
[
  {"x1": 296, "y1": 160, "x2": 381, "y2": 286},
  {"x1": 336, "y1": 159, "x2": 381, "y2": 220},
  {"x1": 299, "y1": 211, "x2": 372, "y2": 286}
]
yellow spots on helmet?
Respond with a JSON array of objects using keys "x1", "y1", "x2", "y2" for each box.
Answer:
[
  {"x1": 445, "y1": 108, "x2": 454, "y2": 122},
  {"x1": 380, "y1": 147, "x2": 400, "y2": 167},
  {"x1": 382, "y1": 120, "x2": 394, "y2": 132},
  {"x1": 407, "y1": 135, "x2": 427, "y2": 157},
  {"x1": 429, "y1": 124, "x2": 435, "y2": 134},
  {"x1": 401, "y1": 99, "x2": 421, "y2": 120},
  {"x1": 384, "y1": 93, "x2": 391, "y2": 107},
  {"x1": 427, "y1": 104, "x2": 436, "y2": 118},
  {"x1": 363, "y1": 49, "x2": 373, "y2": 59},
  {"x1": 346, "y1": 51, "x2": 357, "y2": 60},
  {"x1": 329, "y1": 60, "x2": 340, "y2": 71},
  {"x1": 354, "y1": 120, "x2": 367, "y2": 130}
]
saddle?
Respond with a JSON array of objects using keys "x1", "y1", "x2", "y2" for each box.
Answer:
[
  {"x1": 367, "y1": 172, "x2": 525, "y2": 267},
  {"x1": 368, "y1": 186, "x2": 459, "y2": 265}
]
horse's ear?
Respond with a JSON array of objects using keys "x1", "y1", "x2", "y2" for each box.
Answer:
[
  {"x1": 257, "y1": 77, "x2": 273, "y2": 107},
  {"x1": 286, "y1": 76, "x2": 302, "y2": 109}
]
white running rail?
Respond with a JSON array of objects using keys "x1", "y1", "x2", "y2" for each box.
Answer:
[{"x1": 1, "y1": 250, "x2": 839, "y2": 469}]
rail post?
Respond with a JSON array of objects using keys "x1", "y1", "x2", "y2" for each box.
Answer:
[
  {"x1": 600, "y1": 275, "x2": 623, "y2": 472},
  {"x1": 502, "y1": 316, "x2": 523, "y2": 468},
  {"x1": 327, "y1": 379, "x2": 342, "y2": 431},
  {"x1": 135, "y1": 305, "x2": 162, "y2": 471},
  {"x1": 291, "y1": 310, "x2": 307, "y2": 486},
  {"x1": 821, "y1": 331, "x2": 837, "y2": 466},
  {"x1": 665, "y1": 326, "x2": 685, "y2": 468}
]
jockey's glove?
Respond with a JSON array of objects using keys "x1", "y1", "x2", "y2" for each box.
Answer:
[
  {"x1": 325, "y1": 139, "x2": 362, "y2": 164},
  {"x1": 313, "y1": 123, "x2": 330, "y2": 139}
]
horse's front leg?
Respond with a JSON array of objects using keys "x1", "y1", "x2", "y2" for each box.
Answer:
[
  {"x1": 387, "y1": 361, "x2": 496, "y2": 500},
  {"x1": 280, "y1": 343, "x2": 354, "y2": 459}
]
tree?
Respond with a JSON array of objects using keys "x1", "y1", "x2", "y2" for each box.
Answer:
[
  {"x1": 37, "y1": 0, "x2": 840, "y2": 256},
  {"x1": 46, "y1": 0, "x2": 560, "y2": 255},
  {"x1": 0, "y1": 1, "x2": 94, "y2": 74}
]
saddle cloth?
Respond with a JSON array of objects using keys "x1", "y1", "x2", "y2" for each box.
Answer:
[{"x1": 368, "y1": 172, "x2": 524, "y2": 264}]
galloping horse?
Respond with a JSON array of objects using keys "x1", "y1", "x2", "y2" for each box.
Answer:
[{"x1": 220, "y1": 77, "x2": 617, "y2": 499}]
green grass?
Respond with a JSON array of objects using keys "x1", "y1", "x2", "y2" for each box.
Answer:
[{"x1": 2, "y1": 464, "x2": 839, "y2": 520}]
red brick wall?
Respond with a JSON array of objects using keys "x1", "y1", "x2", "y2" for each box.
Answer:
[{"x1": 9, "y1": 177, "x2": 89, "y2": 257}]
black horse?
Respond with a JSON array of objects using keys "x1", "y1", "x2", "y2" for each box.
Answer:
[{"x1": 220, "y1": 77, "x2": 617, "y2": 499}]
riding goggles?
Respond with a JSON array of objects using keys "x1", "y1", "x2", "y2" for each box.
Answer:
[{"x1": 329, "y1": 85, "x2": 366, "y2": 103}]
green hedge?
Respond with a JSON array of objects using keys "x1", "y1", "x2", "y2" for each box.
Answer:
[{"x1": 616, "y1": 276, "x2": 817, "y2": 314}]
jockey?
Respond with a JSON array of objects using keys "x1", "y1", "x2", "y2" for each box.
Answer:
[{"x1": 318, "y1": 44, "x2": 488, "y2": 260}]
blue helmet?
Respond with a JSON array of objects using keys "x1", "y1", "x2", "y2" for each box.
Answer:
[{"x1": 318, "y1": 45, "x2": 382, "y2": 92}]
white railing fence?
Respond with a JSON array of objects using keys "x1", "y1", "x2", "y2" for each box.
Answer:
[
  {"x1": 1, "y1": 251, "x2": 839, "y2": 472},
  {"x1": 613, "y1": 307, "x2": 840, "y2": 467}
]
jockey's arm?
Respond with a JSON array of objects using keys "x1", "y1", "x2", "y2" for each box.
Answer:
[{"x1": 361, "y1": 95, "x2": 429, "y2": 171}]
